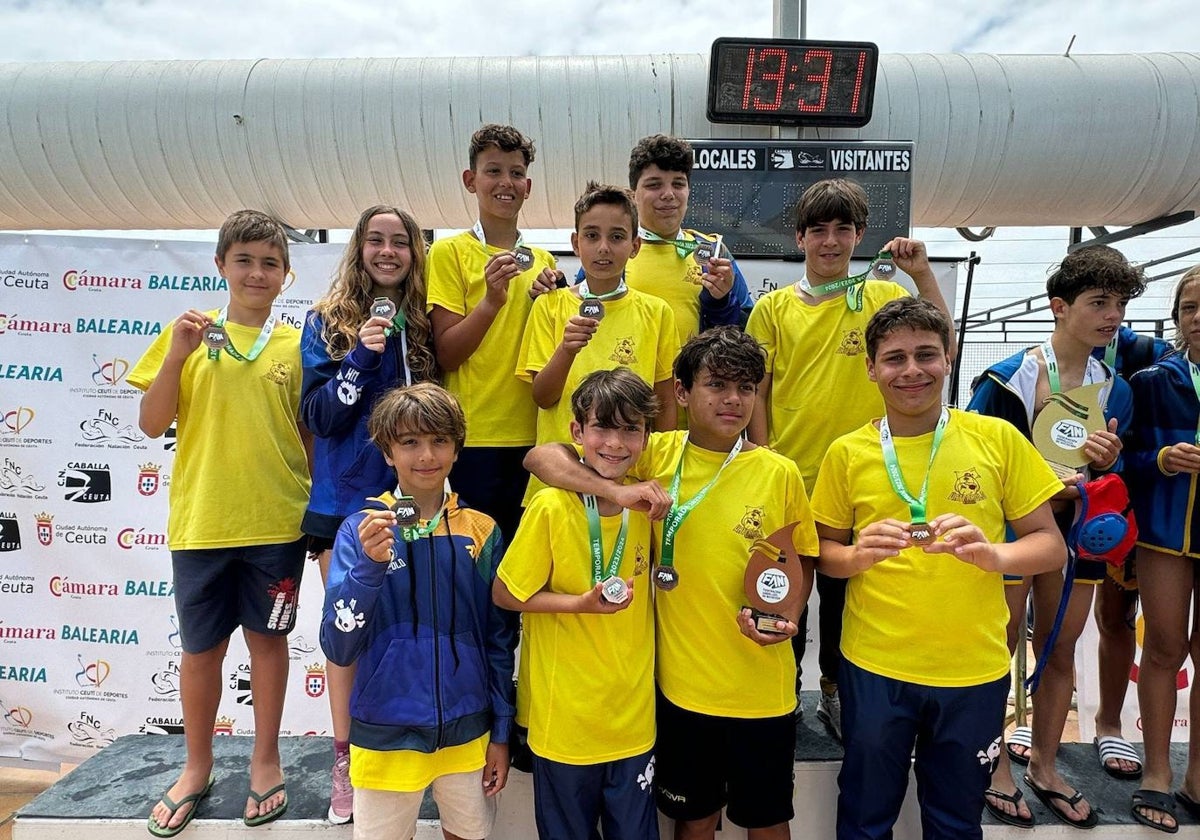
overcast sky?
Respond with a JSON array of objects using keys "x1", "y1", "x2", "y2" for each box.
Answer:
[{"x1": 4, "y1": 0, "x2": 1199, "y2": 338}]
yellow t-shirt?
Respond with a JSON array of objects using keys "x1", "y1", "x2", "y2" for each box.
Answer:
[
  {"x1": 634, "y1": 432, "x2": 819, "y2": 718},
  {"x1": 127, "y1": 315, "x2": 310, "y2": 550},
  {"x1": 517, "y1": 288, "x2": 678, "y2": 504},
  {"x1": 809, "y1": 409, "x2": 1062, "y2": 687},
  {"x1": 426, "y1": 230, "x2": 557, "y2": 447},
  {"x1": 746, "y1": 280, "x2": 908, "y2": 493},
  {"x1": 351, "y1": 734, "x2": 487, "y2": 792},
  {"x1": 626, "y1": 229, "x2": 716, "y2": 348},
  {"x1": 499, "y1": 488, "x2": 655, "y2": 765}
]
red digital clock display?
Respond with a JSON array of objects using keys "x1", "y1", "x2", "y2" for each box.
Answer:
[{"x1": 707, "y1": 38, "x2": 879, "y2": 127}]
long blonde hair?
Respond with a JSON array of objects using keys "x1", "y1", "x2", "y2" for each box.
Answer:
[{"x1": 311, "y1": 206, "x2": 437, "y2": 382}]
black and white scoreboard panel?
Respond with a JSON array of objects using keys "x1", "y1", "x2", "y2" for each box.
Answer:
[{"x1": 686, "y1": 139, "x2": 914, "y2": 259}]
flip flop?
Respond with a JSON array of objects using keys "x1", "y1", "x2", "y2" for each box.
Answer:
[
  {"x1": 147, "y1": 774, "x2": 214, "y2": 838},
  {"x1": 1175, "y1": 789, "x2": 1200, "y2": 821},
  {"x1": 244, "y1": 782, "x2": 288, "y2": 827},
  {"x1": 983, "y1": 787, "x2": 1035, "y2": 828},
  {"x1": 1023, "y1": 774, "x2": 1099, "y2": 829},
  {"x1": 1006, "y1": 725, "x2": 1032, "y2": 765},
  {"x1": 1094, "y1": 734, "x2": 1143, "y2": 780},
  {"x1": 1130, "y1": 788, "x2": 1178, "y2": 834}
]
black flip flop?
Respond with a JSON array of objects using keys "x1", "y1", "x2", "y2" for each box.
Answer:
[
  {"x1": 1130, "y1": 788, "x2": 1178, "y2": 834},
  {"x1": 984, "y1": 787, "x2": 1035, "y2": 828},
  {"x1": 1023, "y1": 774, "x2": 1099, "y2": 829},
  {"x1": 1175, "y1": 789, "x2": 1200, "y2": 821}
]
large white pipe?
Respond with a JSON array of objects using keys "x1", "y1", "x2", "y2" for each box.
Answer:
[{"x1": 0, "y1": 52, "x2": 1197, "y2": 231}]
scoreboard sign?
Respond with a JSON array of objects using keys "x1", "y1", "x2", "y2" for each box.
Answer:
[{"x1": 685, "y1": 139, "x2": 913, "y2": 258}]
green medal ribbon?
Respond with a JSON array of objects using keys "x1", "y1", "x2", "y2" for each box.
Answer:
[
  {"x1": 383, "y1": 309, "x2": 407, "y2": 338},
  {"x1": 798, "y1": 250, "x2": 894, "y2": 312},
  {"x1": 879, "y1": 407, "x2": 949, "y2": 525},
  {"x1": 659, "y1": 436, "x2": 743, "y2": 570},
  {"x1": 1041, "y1": 339, "x2": 1063, "y2": 394},
  {"x1": 1103, "y1": 335, "x2": 1119, "y2": 368},
  {"x1": 578, "y1": 277, "x2": 628, "y2": 300},
  {"x1": 639, "y1": 228, "x2": 700, "y2": 259},
  {"x1": 471, "y1": 220, "x2": 524, "y2": 252},
  {"x1": 1188, "y1": 360, "x2": 1200, "y2": 446},
  {"x1": 400, "y1": 493, "x2": 448, "y2": 542},
  {"x1": 583, "y1": 494, "x2": 629, "y2": 585},
  {"x1": 207, "y1": 308, "x2": 276, "y2": 362}
]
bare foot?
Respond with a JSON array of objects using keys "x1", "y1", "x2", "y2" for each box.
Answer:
[{"x1": 245, "y1": 760, "x2": 286, "y2": 822}]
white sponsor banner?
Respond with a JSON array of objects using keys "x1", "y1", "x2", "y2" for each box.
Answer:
[{"x1": 0, "y1": 233, "x2": 342, "y2": 763}]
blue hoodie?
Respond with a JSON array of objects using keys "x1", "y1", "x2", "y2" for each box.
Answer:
[{"x1": 320, "y1": 491, "x2": 517, "y2": 752}]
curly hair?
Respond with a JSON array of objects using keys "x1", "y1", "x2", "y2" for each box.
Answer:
[
  {"x1": 675, "y1": 326, "x2": 765, "y2": 389},
  {"x1": 628, "y1": 134, "x2": 693, "y2": 190},
  {"x1": 1046, "y1": 245, "x2": 1147, "y2": 304},
  {"x1": 309, "y1": 206, "x2": 437, "y2": 383},
  {"x1": 469, "y1": 124, "x2": 536, "y2": 169}
]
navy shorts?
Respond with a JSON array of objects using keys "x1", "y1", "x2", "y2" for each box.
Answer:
[
  {"x1": 448, "y1": 446, "x2": 530, "y2": 544},
  {"x1": 654, "y1": 691, "x2": 795, "y2": 829},
  {"x1": 532, "y1": 749, "x2": 658, "y2": 840},
  {"x1": 837, "y1": 657, "x2": 1008, "y2": 840},
  {"x1": 171, "y1": 537, "x2": 307, "y2": 653}
]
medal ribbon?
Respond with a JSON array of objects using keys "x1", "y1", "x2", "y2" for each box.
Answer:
[
  {"x1": 583, "y1": 495, "x2": 629, "y2": 585},
  {"x1": 639, "y1": 227, "x2": 699, "y2": 259},
  {"x1": 471, "y1": 220, "x2": 524, "y2": 252},
  {"x1": 798, "y1": 251, "x2": 894, "y2": 312},
  {"x1": 1103, "y1": 335, "x2": 1118, "y2": 369},
  {"x1": 1187, "y1": 361, "x2": 1200, "y2": 445},
  {"x1": 659, "y1": 436, "x2": 743, "y2": 569},
  {"x1": 879, "y1": 408, "x2": 949, "y2": 524},
  {"x1": 578, "y1": 277, "x2": 628, "y2": 300},
  {"x1": 1041, "y1": 340, "x2": 1063, "y2": 394},
  {"x1": 400, "y1": 492, "x2": 448, "y2": 542},
  {"x1": 207, "y1": 308, "x2": 276, "y2": 362}
]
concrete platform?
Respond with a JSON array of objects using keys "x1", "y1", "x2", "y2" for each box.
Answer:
[{"x1": 13, "y1": 692, "x2": 1200, "y2": 838}]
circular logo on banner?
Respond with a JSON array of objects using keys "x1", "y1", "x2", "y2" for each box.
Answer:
[
  {"x1": 755, "y1": 568, "x2": 789, "y2": 604},
  {"x1": 1050, "y1": 419, "x2": 1087, "y2": 450}
]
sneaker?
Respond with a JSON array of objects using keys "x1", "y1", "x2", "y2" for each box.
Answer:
[
  {"x1": 816, "y1": 683, "x2": 842, "y2": 743},
  {"x1": 328, "y1": 752, "x2": 353, "y2": 824}
]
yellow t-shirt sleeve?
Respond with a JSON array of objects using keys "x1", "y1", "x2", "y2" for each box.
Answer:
[
  {"x1": 999, "y1": 421, "x2": 1063, "y2": 520},
  {"x1": 516, "y1": 293, "x2": 563, "y2": 382},
  {"x1": 654, "y1": 304, "x2": 680, "y2": 383},
  {"x1": 810, "y1": 436, "x2": 856, "y2": 530},
  {"x1": 426, "y1": 238, "x2": 469, "y2": 316},
  {"x1": 127, "y1": 327, "x2": 172, "y2": 391},
  {"x1": 497, "y1": 496, "x2": 554, "y2": 602},
  {"x1": 745, "y1": 296, "x2": 777, "y2": 370}
]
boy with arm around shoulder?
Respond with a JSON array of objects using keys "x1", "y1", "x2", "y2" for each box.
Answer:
[
  {"x1": 524, "y1": 327, "x2": 819, "y2": 840},
  {"x1": 811, "y1": 298, "x2": 1065, "y2": 840},
  {"x1": 320, "y1": 383, "x2": 516, "y2": 840},
  {"x1": 131, "y1": 210, "x2": 310, "y2": 835},
  {"x1": 493, "y1": 367, "x2": 661, "y2": 840}
]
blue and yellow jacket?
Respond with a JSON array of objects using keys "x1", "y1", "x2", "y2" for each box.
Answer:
[
  {"x1": 300, "y1": 312, "x2": 417, "y2": 534},
  {"x1": 1127, "y1": 351, "x2": 1200, "y2": 555},
  {"x1": 319, "y1": 491, "x2": 517, "y2": 752}
]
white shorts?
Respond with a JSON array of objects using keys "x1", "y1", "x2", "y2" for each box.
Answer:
[{"x1": 353, "y1": 770, "x2": 497, "y2": 840}]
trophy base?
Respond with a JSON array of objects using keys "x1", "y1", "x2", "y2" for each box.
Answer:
[{"x1": 749, "y1": 609, "x2": 788, "y2": 635}]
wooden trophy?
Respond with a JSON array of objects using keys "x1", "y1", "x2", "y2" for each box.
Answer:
[{"x1": 742, "y1": 521, "x2": 815, "y2": 634}]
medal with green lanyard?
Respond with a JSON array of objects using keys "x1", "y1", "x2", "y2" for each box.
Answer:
[
  {"x1": 204, "y1": 308, "x2": 276, "y2": 362},
  {"x1": 577, "y1": 276, "x2": 627, "y2": 321},
  {"x1": 655, "y1": 436, "x2": 743, "y2": 590},
  {"x1": 639, "y1": 228, "x2": 723, "y2": 269},
  {"x1": 472, "y1": 220, "x2": 534, "y2": 270},
  {"x1": 391, "y1": 492, "x2": 447, "y2": 542},
  {"x1": 369, "y1": 298, "x2": 414, "y2": 386},
  {"x1": 879, "y1": 408, "x2": 949, "y2": 545},
  {"x1": 798, "y1": 251, "x2": 896, "y2": 312},
  {"x1": 583, "y1": 495, "x2": 631, "y2": 604}
]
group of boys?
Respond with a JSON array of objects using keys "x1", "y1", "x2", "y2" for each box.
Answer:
[{"x1": 132, "y1": 118, "x2": 1154, "y2": 840}]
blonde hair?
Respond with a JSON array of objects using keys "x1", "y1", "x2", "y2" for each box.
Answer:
[
  {"x1": 368, "y1": 383, "x2": 467, "y2": 454},
  {"x1": 1171, "y1": 265, "x2": 1200, "y2": 349},
  {"x1": 310, "y1": 206, "x2": 436, "y2": 382}
]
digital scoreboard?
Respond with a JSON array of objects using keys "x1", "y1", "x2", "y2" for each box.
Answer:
[
  {"x1": 707, "y1": 37, "x2": 879, "y2": 127},
  {"x1": 685, "y1": 139, "x2": 913, "y2": 258}
]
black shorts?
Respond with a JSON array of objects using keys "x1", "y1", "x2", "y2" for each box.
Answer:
[
  {"x1": 654, "y1": 690, "x2": 795, "y2": 829},
  {"x1": 172, "y1": 537, "x2": 307, "y2": 653}
]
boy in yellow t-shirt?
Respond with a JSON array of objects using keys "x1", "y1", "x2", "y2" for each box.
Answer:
[
  {"x1": 427, "y1": 123, "x2": 562, "y2": 542},
  {"x1": 130, "y1": 210, "x2": 310, "y2": 836},
  {"x1": 494, "y1": 368, "x2": 659, "y2": 840},
  {"x1": 747, "y1": 177, "x2": 955, "y2": 742},
  {"x1": 518, "y1": 181, "x2": 678, "y2": 504},
  {"x1": 524, "y1": 327, "x2": 819, "y2": 839},
  {"x1": 810, "y1": 298, "x2": 1064, "y2": 840}
]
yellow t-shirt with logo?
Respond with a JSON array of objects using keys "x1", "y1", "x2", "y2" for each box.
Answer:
[
  {"x1": 351, "y1": 734, "x2": 487, "y2": 792},
  {"x1": 128, "y1": 315, "x2": 310, "y2": 550},
  {"x1": 810, "y1": 409, "x2": 1061, "y2": 687},
  {"x1": 499, "y1": 488, "x2": 655, "y2": 764},
  {"x1": 633, "y1": 432, "x2": 819, "y2": 718},
  {"x1": 746, "y1": 280, "x2": 908, "y2": 494},
  {"x1": 517, "y1": 288, "x2": 678, "y2": 504},
  {"x1": 426, "y1": 231, "x2": 558, "y2": 447},
  {"x1": 626, "y1": 229, "x2": 719, "y2": 348}
]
